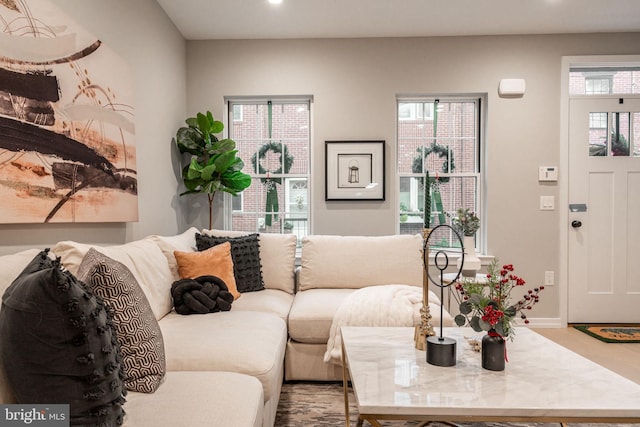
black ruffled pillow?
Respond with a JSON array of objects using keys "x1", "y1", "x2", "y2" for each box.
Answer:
[
  {"x1": 171, "y1": 275, "x2": 234, "y2": 315},
  {"x1": 195, "y1": 233, "x2": 265, "y2": 293},
  {"x1": 0, "y1": 249, "x2": 126, "y2": 425}
]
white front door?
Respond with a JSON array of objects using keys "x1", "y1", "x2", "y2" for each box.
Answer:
[{"x1": 568, "y1": 96, "x2": 640, "y2": 323}]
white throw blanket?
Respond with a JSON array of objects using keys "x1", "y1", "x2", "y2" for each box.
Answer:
[{"x1": 324, "y1": 284, "x2": 426, "y2": 365}]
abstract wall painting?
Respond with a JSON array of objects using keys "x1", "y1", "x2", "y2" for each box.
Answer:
[{"x1": 0, "y1": 0, "x2": 137, "y2": 223}]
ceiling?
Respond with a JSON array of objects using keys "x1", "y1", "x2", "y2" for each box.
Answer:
[{"x1": 156, "y1": 0, "x2": 640, "y2": 41}]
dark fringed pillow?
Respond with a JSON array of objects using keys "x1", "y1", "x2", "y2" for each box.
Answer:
[
  {"x1": 171, "y1": 275, "x2": 234, "y2": 315},
  {"x1": 196, "y1": 233, "x2": 265, "y2": 293},
  {"x1": 0, "y1": 249, "x2": 126, "y2": 425}
]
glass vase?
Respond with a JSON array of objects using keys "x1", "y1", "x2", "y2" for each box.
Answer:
[{"x1": 481, "y1": 329, "x2": 505, "y2": 371}]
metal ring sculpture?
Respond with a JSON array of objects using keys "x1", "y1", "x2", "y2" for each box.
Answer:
[{"x1": 423, "y1": 224, "x2": 464, "y2": 338}]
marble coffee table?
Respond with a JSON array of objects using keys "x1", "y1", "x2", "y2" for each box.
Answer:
[{"x1": 340, "y1": 326, "x2": 640, "y2": 427}]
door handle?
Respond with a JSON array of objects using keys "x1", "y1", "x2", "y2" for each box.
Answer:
[{"x1": 571, "y1": 220, "x2": 582, "y2": 228}]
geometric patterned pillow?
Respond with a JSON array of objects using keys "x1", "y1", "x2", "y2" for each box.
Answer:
[
  {"x1": 78, "y1": 248, "x2": 166, "y2": 393},
  {"x1": 195, "y1": 233, "x2": 265, "y2": 293}
]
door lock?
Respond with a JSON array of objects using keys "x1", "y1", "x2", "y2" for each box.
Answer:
[{"x1": 571, "y1": 220, "x2": 582, "y2": 228}]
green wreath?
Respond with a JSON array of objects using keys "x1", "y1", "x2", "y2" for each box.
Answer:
[
  {"x1": 412, "y1": 142, "x2": 455, "y2": 226},
  {"x1": 411, "y1": 142, "x2": 455, "y2": 178},
  {"x1": 251, "y1": 142, "x2": 294, "y2": 227}
]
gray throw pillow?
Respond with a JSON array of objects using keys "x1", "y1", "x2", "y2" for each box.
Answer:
[{"x1": 78, "y1": 248, "x2": 166, "y2": 393}]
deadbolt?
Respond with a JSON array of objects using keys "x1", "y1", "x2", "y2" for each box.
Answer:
[{"x1": 571, "y1": 220, "x2": 582, "y2": 228}]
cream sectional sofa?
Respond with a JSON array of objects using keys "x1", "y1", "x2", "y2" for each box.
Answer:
[
  {"x1": 0, "y1": 228, "x2": 297, "y2": 427},
  {"x1": 0, "y1": 228, "x2": 452, "y2": 426}
]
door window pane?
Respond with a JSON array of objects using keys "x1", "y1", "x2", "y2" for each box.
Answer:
[
  {"x1": 570, "y1": 67, "x2": 640, "y2": 95},
  {"x1": 633, "y1": 113, "x2": 640, "y2": 157},
  {"x1": 611, "y1": 112, "x2": 630, "y2": 156},
  {"x1": 589, "y1": 112, "x2": 608, "y2": 156},
  {"x1": 589, "y1": 112, "x2": 634, "y2": 157}
]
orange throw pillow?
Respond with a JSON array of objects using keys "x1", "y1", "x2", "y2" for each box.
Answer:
[{"x1": 173, "y1": 242, "x2": 240, "y2": 300}]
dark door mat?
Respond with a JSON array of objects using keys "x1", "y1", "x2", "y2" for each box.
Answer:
[{"x1": 574, "y1": 324, "x2": 640, "y2": 343}]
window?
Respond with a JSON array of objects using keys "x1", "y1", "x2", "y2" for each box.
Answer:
[
  {"x1": 232, "y1": 104, "x2": 243, "y2": 122},
  {"x1": 569, "y1": 67, "x2": 640, "y2": 95},
  {"x1": 585, "y1": 75, "x2": 612, "y2": 94},
  {"x1": 225, "y1": 97, "x2": 312, "y2": 245},
  {"x1": 397, "y1": 96, "x2": 483, "y2": 250},
  {"x1": 589, "y1": 112, "x2": 607, "y2": 129},
  {"x1": 570, "y1": 65, "x2": 640, "y2": 157},
  {"x1": 398, "y1": 102, "x2": 434, "y2": 121}
]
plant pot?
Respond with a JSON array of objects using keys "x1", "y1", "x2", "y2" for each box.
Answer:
[
  {"x1": 482, "y1": 329, "x2": 505, "y2": 371},
  {"x1": 457, "y1": 235, "x2": 481, "y2": 277}
]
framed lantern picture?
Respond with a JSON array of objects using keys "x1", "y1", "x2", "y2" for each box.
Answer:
[{"x1": 325, "y1": 140, "x2": 385, "y2": 201}]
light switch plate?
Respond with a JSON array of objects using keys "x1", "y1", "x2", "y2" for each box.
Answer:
[{"x1": 540, "y1": 195, "x2": 555, "y2": 210}]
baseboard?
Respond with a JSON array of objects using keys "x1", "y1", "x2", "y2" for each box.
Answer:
[{"x1": 514, "y1": 317, "x2": 562, "y2": 328}]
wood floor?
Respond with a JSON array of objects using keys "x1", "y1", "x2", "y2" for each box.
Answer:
[{"x1": 532, "y1": 326, "x2": 640, "y2": 384}]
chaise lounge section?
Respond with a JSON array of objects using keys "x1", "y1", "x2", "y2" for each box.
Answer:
[{"x1": 285, "y1": 234, "x2": 454, "y2": 381}]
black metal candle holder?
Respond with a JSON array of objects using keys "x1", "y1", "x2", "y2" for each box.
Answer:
[{"x1": 424, "y1": 224, "x2": 464, "y2": 367}]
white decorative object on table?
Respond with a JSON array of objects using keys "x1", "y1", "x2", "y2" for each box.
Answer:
[{"x1": 458, "y1": 235, "x2": 481, "y2": 277}]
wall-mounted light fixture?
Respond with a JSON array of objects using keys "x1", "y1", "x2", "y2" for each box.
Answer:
[{"x1": 498, "y1": 78, "x2": 526, "y2": 98}]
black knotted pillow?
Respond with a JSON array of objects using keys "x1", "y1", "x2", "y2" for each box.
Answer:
[
  {"x1": 195, "y1": 233, "x2": 265, "y2": 293},
  {"x1": 0, "y1": 249, "x2": 126, "y2": 426},
  {"x1": 171, "y1": 275, "x2": 234, "y2": 315}
]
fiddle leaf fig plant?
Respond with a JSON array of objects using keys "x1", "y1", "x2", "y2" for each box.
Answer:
[{"x1": 174, "y1": 111, "x2": 251, "y2": 229}]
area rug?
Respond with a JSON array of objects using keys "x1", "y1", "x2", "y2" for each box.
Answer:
[
  {"x1": 574, "y1": 325, "x2": 640, "y2": 343},
  {"x1": 274, "y1": 381, "x2": 639, "y2": 426}
]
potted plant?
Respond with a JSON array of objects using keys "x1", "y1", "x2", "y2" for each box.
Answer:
[
  {"x1": 174, "y1": 111, "x2": 251, "y2": 229},
  {"x1": 450, "y1": 207, "x2": 481, "y2": 277},
  {"x1": 399, "y1": 202, "x2": 409, "y2": 222},
  {"x1": 452, "y1": 260, "x2": 544, "y2": 370}
]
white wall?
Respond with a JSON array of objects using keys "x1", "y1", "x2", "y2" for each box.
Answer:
[
  {"x1": 187, "y1": 33, "x2": 640, "y2": 320},
  {"x1": 0, "y1": 0, "x2": 187, "y2": 255}
]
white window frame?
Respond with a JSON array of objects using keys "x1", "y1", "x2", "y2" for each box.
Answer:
[
  {"x1": 223, "y1": 96, "x2": 313, "y2": 239},
  {"x1": 396, "y1": 94, "x2": 486, "y2": 253}
]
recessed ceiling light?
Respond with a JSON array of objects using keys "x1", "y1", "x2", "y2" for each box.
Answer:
[{"x1": 268, "y1": 0, "x2": 282, "y2": 4}]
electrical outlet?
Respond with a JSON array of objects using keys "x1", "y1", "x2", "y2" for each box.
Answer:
[{"x1": 544, "y1": 271, "x2": 554, "y2": 286}]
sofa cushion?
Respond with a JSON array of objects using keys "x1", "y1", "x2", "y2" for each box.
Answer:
[
  {"x1": 196, "y1": 233, "x2": 265, "y2": 293},
  {"x1": 0, "y1": 250, "x2": 126, "y2": 425},
  {"x1": 78, "y1": 248, "x2": 166, "y2": 393},
  {"x1": 123, "y1": 371, "x2": 263, "y2": 427},
  {"x1": 53, "y1": 239, "x2": 174, "y2": 321},
  {"x1": 231, "y1": 289, "x2": 294, "y2": 324},
  {"x1": 202, "y1": 229, "x2": 297, "y2": 294},
  {"x1": 144, "y1": 227, "x2": 199, "y2": 282},
  {"x1": 288, "y1": 288, "x2": 448, "y2": 344},
  {"x1": 173, "y1": 243, "x2": 240, "y2": 300},
  {"x1": 288, "y1": 289, "x2": 354, "y2": 344},
  {"x1": 159, "y1": 310, "x2": 286, "y2": 402},
  {"x1": 298, "y1": 234, "x2": 423, "y2": 291}
]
